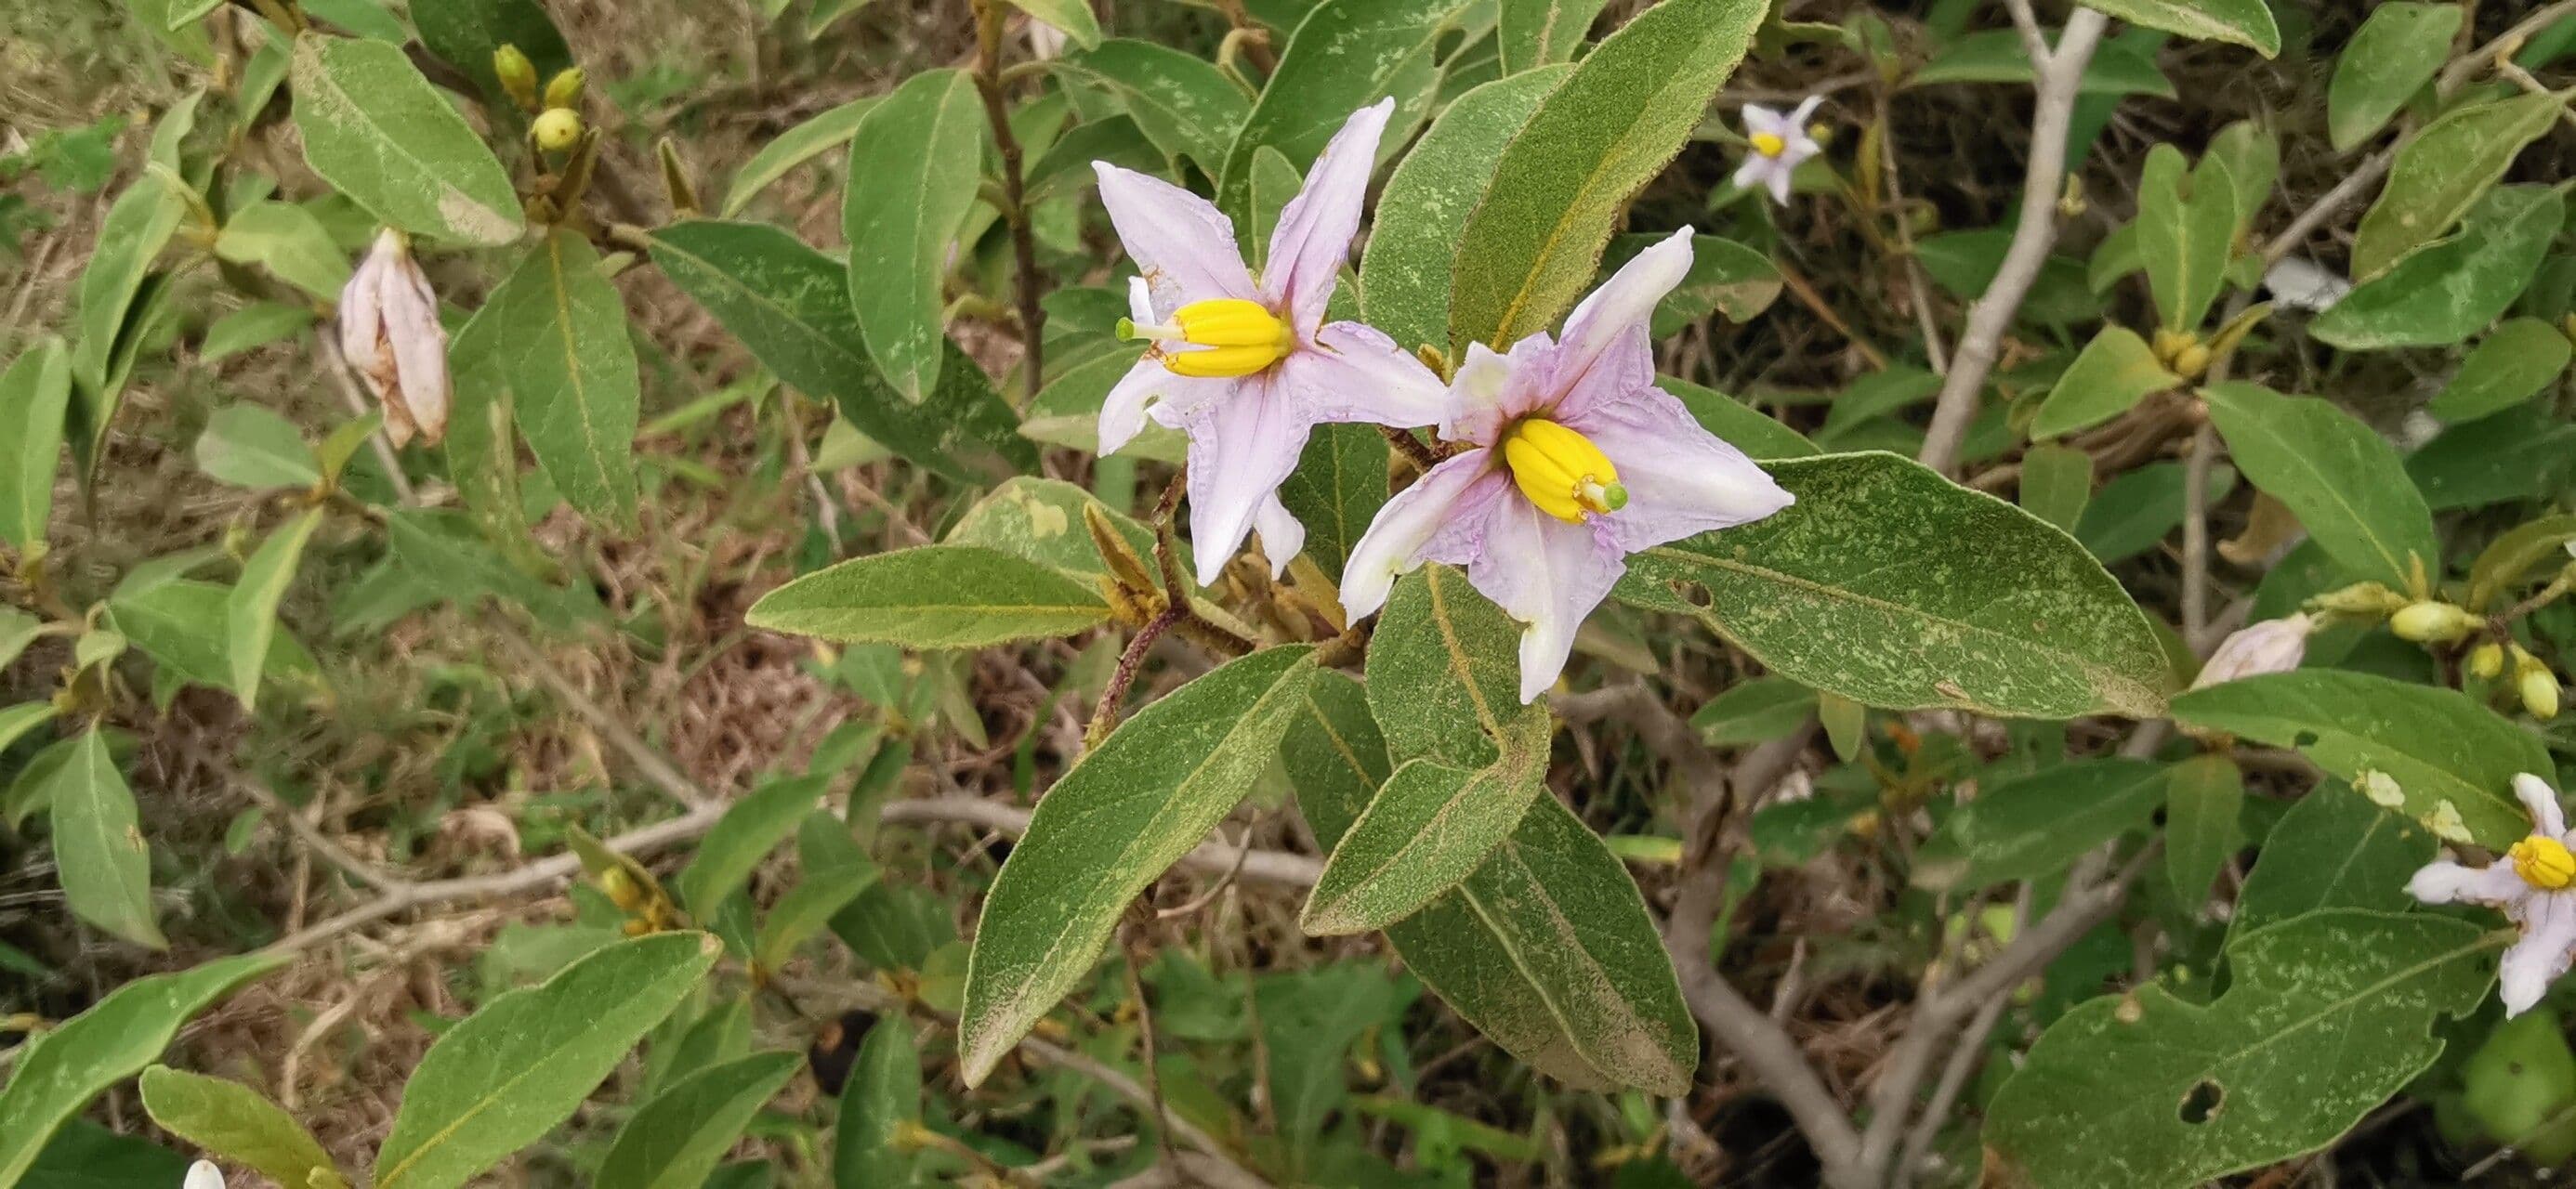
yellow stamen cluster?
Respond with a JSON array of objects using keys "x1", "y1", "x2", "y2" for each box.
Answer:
[
  {"x1": 1121, "y1": 297, "x2": 1295, "y2": 378},
  {"x1": 1749, "y1": 130, "x2": 1788, "y2": 158},
  {"x1": 1503, "y1": 419, "x2": 1627, "y2": 524},
  {"x1": 2512, "y1": 835, "x2": 2576, "y2": 891}
]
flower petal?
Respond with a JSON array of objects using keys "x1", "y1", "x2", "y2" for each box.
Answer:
[
  {"x1": 1178, "y1": 374, "x2": 1311, "y2": 587},
  {"x1": 379, "y1": 266, "x2": 451, "y2": 445},
  {"x1": 2502, "y1": 892, "x2": 2576, "y2": 1016},
  {"x1": 1788, "y1": 95, "x2": 1824, "y2": 127},
  {"x1": 1264, "y1": 98, "x2": 1393, "y2": 337},
  {"x1": 2517, "y1": 773, "x2": 2569, "y2": 838},
  {"x1": 1732, "y1": 154, "x2": 1779, "y2": 194},
  {"x1": 1556, "y1": 227, "x2": 1692, "y2": 403},
  {"x1": 1459, "y1": 501, "x2": 1627, "y2": 703},
  {"x1": 1441, "y1": 335, "x2": 1557, "y2": 447},
  {"x1": 2407, "y1": 856, "x2": 2530, "y2": 908},
  {"x1": 1740, "y1": 103, "x2": 1785, "y2": 139},
  {"x1": 186, "y1": 1161, "x2": 227, "y2": 1189},
  {"x1": 1276, "y1": 321, "x2": 1448, "y2": 429},
  {"x1": 1254, "y1": 492, "x2": 1307, "y2": 578},
  {"x1": 1570, "y1": 381, "x2": 1794, "y2": 550},
  {"x1": 1093, "y1": 163, "x2": 1258, "y2": 314},
  {"x1": 1766, "y1": 164, "x2": 1796, "y2": 205},
  {"x1": 1341, "y1": 450, "x2": 1502, "y2": 618}
]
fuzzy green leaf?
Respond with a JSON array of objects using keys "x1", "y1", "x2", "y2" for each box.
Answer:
[
  {"x1": 410, "y1": 0, "x2": 572, "y2": 101},
  {"x1": 1300, "y1": 700, "x2": 1554, "y2": 935},
  {"x1": 2327, "y1": 3, "x2": 2463, "y2": 150},
  {"x1": 722, "y1": 98, "x2": 876, "y2": 217},
  {"x1": 2231, "y1": 787, "x2": 2435, "y2": 940},
  {"x1": 842, "y1": 69, "x2": 984, "y2": 403},
  {"x1": 483, "y1": 230, "x2": 640, "y2": 528},
  {"x1": 0, "y1": 338, "x2": 72, "y2": 549},
  {"x1": 1359, "y1": 66, "x2": 1568, "y2": 358},
  {"x1": 2076, "y1": 0, "x2": 2278, "y2": 57},
  {"x1": 2164, "y1": 753, "x2": 2246, "y2": 908},
  {"x1": 957, "y1": 647, "x2": 1317, "y2": 1085},
  {"x1": 2200, "y1": 382, "x2": 2438, "y2": 591},
  {"x1": 832, "y1": 1020, "x2": 925, "y2": 1188},
  {"x1": 1213, "y1": 0, "x2": 1466, "y2": 220},
  {"x1": 225, "y1": 507, "x2": 322, "y2": 711},
  {"x1": 288, "y1": 33, "x2": 523, "y2": 246},
  {"x1": 139, "y1": 1067, "x2": 348, "y2": 1189},
  {"x1": 746, "y1": 544, "x2": 1112, "y2": 647},
  {"x1": 596, "y1": 1052, "x2": 801, "y2": 1189},
  {"x1": 2031, "y1": 325, "x2": 2182, "y2": 439},
  {"x1": 1054, "y1": 41, "x2": 1249, "y2": 176},
  {"x1": 2427, "y1": 317, "x2": 2573, "y2": 423},
  {"x1": 2351, "y1": 91, "x2": 2564, "y2": 279},
  {"x1": 2317, "y1": 186, "x2": 2563, "y2": 350},
  {"x1": 2136, "y1": 143, "x2": 2236, "y2": 332},
  {"x1": 46, "y1": 729, "x2": 163, "y2": 948},
  {"x1": 1912, "y1": 759, "x2": 2167, "y2": 893},
  {"x1": 1498, "y1": 0, "x2": 1610, "y2": 73}
]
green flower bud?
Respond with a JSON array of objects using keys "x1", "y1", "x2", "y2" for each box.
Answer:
[
  {"x1": 2389, "y1": 600, "x2": 2474, "y2": 645},
  {"x1": 2519, "y1": 652, "x2": 2561, "y2": 720},
  {"x1": 543, "y1": 66, "x2": 586, "y2": 111},
  {"x1": 2468, "y1": 642, "x2": 2507, "y2": 680},
  {"x1": 532, "y1": 107, "x2": 585, "y2": 153},
  {"x1": 2306, "y1": 581, "x2": 2410, "y2": 619},
  {"x1": 2171, "y1": 342, "x2": 2212, "y2": 381},
  {"x1": 493, "y1": 45, "x2": 540, "y2": 111}
]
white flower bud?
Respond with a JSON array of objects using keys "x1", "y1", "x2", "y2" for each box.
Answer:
[
  {"x1": 185, "y1": 1161, "x2": 227, "y2": 1189},
  {"x1": 337, "y1": 229, "x2": 451, "y2": 447},
  {"x1": 2190, "y1": 614, "x2": 2312, "y2": 690}
]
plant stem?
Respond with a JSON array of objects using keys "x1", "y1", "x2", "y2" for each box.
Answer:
[{"x1": 973, "y1": 0, "x2": 1048, "y2": 403}]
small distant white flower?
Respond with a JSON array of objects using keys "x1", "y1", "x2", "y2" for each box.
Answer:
[
  {"x1": 2190, "y1": 614, "x2": 2312, "y2": 689},
  {"x1": 1732, "y1": 97, "x2": 1823, "y2": 206},
  {"x1": 2410, "y1": 774, "x2": 2576, "y2": 1016},
  {"x1": 184, "y1": 1161, "x2": 225, "y2": 1189},
  {"x1": 2262, "y1": 256, "x2": 2351, "y2": 313},
  {"x1": 338, "y1": 229, "x2": 451, "y2": 447},
  {"x1": 1025, "y1": 20, "x2": 1067, "y2": 60}
]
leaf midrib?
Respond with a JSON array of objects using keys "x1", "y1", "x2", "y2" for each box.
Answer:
[{"x1": 297, "y1": 38, "x2": 509, "y2": 235}]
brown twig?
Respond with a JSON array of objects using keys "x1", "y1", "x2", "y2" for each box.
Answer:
[{"x1": 972, "y1": 0, "x2": 1048, "y2": 402}]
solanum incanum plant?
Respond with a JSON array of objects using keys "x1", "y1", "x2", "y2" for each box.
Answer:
[{"x1": 7, "y1": 0, "x2": 2576, "y2": 1187}]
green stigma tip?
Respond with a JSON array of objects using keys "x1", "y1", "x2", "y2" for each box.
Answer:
[
  {"x1": 1114, "y1": 317, "x2": 1139, "y2": 341},
  {"x1": 1603, "y1": 483, "x2": 1629, "y2": 512}
]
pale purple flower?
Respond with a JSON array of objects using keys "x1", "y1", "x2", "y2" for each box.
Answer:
[
  {"x1": 2409, "y1": 774, "x2": 2576, "y2": 1017},
  {"x1": 1093, "y1": 99, "x2": 1446, "y2": 585},
  {"x1": 1732, "y1": 96, "x2": 1824, "y2": 206},
  {"x1": 338, "y1": 229, "x2": 451, "y2": 447},
  {"x1": 2189, "y1": 614, "x2": 2312, "y2": 690},
  {"x1": 184, "y1": 1162, "x2": 226, "y2": 1189},
  {"x1": 1340, "y1": 229, "x2": 1794, "y2": 703}
]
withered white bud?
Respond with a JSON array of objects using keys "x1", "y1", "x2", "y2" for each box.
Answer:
[
  {"x1": 2190, "y1": 614, "x2": 2312, "y2": 690},
  {"x1": 337, "y1": 229, "x2": 451, "y2": 447}
]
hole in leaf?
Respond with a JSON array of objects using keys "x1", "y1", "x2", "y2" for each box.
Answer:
[
  {"x1": 1671, "y1": 580, "x2": 1714, "y2": 609},
  {"x1": 2292, "y1": 730, "x2": 2320, "y2": 749},
  {"x1": 2178, "y1": 1079, "x2": 2224, "y2": 1125}
]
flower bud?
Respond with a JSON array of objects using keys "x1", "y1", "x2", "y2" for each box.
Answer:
[
  {"x1": 2307, "y1": 581, "x2": 2410, "y2": 619},
  {"x1": 493, "y1": 45, "x2": 540, "y2": 111},
  {"x1": 2191, "y1": 614, "x2": 2311, "y2": 689},
  {"x1": 2151, "y1": 328, "x2": 2194, "y2": 365},
  {"x1": 599, "y1": 865, "x2": 648, "y2": 912},
  {"x1": 532, "y1": 107, "x2": 585, "y2": 152},
  {"x1": 2390, "y1": 601, "x2": 2476, "y2": 645},
  {"x1": 543, "y1": 66, "x2": 585, "y2": 111},
  {"x1": 336, "y1": 229, "x2": 450, "y2": 447},
  {"x1": 2170, "y1": 342, "x2": 2212, "y2": 381},
  {"x1": 2518, "y1": 653, "x2": 2560, "y2": 720},
  {"x1": 2468, "y1": 642, "x2": 2507, "y2": 680}
]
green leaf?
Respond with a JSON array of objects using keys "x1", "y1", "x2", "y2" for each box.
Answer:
[
  {"x1": 411, "y1": 0, "x2": 572, "y2": 102},
  {"x1": 1276, "y1": 425, "x2": 1388, "y2": 582},
  {"x1": 2317, "y1": 186, "x2": 2564, "y2": 349},
  {"x1": 2232, "y1": 787, "x2": 2434, "y2": 940},
  {"x1": 2017, "y1": 442, "x2": 2095, "y2": 534},
  {"x1": 46, "y1": 729, "x2": 163, "y2": 948},
  {"x1": 596, "y1": 1052, "x2": 801, "y2": 1189},
  {"x1": 752, "y1": 855, "x2": 875, "y2": 973},
  {"x1": 1213, "y1": 0, "x2": 1466, "y2": 220},
  {"x1": 195, "y1": 404, "x2": 321, "y2": 490},
  {"x1": 0, "y1": 953, "x2": 285, "y2": 1187},
  {"x1": 2200, "y1": 382, "x2": 2437, "y2": 591},
  {"x1": 226, "y1": 507, "x2": 322, "y2": 711},
  {"x1": 958, "y1": 646, "x2": 1317, "y2": 1085},
  {"x1": 1984, "y1": 910, "x2": 2496, "y2": 1189},
  {"x1": 1661, "y1": 376, "x2": 1820, "y2": 460},
  {"x1": 374, "y1": 932, "x2": 721, "y2": 1189},
  {"x1": 1448, "y1": 0, "x2": 1765, "y2": 356},
  {"x1": 2328, "y1": 3, "x2": 2463, "y2": 151},
  {"x1": 2074, "y1": 0, "x2": 2278, "y2": 57},
  {"x1": 1689, "y1": 675, "x2": 1819, "y2": 746},
  {"x1": 138, "y1": 1067, "x2": 348, "y2": 1189},
  {"x1": 213, "y1": 201, "x2": 351, "y2": 298},
  {"x1": 720, "y1": 97, "x2": 875, "y2": 217},
  {"x1": 2409, "y1": 403, "x2": 2576, "y2": 511},
  {"x1": 288, "y1": 33, "x2": 523, "y2": 246},
  {"x1": 0, "y1": 338, "x2": 72, "y2": 549},
  {"x1": 1286, "y1": 673, "x2": 1696, "y2": 1093},
  {"x1": 2171, "y1": 670, "x2": 2548, "y2": 847},
  {"x1": 946, "y1": 477, "x2": 1177, "y2": 583},
  {"x1": 2074, "y1": 459, "x2": 2235, "y2": 564},
  {"x1": 1625, "y1": 452, "x2": 2172, "y2": 719},
  {"x1": 202, "y1": 302, "x2": 317, "y2": 363},
  {"x1": 1054, "y1": 41, "x2": 1249, "y2": 176},
  {"x1": 1365, "y1": 566, "x2": 1526, "y2": 766},
  {"x1": 832, "y1": 1020, "x2": 924, "y2": 1188},
  {"x1": 0, "y1": 704, "x2": 55, "y2": 760},
  {"x1": 2164, "y1": 753, "x2": 2245, "y2": 907},
  {"x1": 2427, "y1": 317, "x2": 2572, "y2": 422},
  {"x1": 484, "y1": 230, "x2": 641, "y2": 528},
  {"x1": 2031, "y1": 325, "x2": 2181, "y2": 439},
  {"x1": 842, "y1": 69, "x2": 983, "y2": 403},
  {"x1": 71, "y1": 177, "x2": 186, "y2": 399},
  {"x1": 2352, "y1": 91, "x2": 2564, "y2": 280},
  {"x1": 2204, "y1": 120, "x2": 2278, "y2": 236},
  {"x1": 746, "y1": 544, "x2": 1111, "y2": 647},
  {"x1": 1498, "y1": 0, "x2": 1609, "y2": 72},
  {"x1": 1609, "y1": 232, "x2": 1783, "y2": 335},
  {"x1": 2467, "y1": 514, "x2": 2576, "y2": 612},
  {"x1": 1359, "y1": 67, "x2": 1568, "y2": 357},
  {"x1": 1912, "y1": 759, "x2": 2167, "y2": 893},
  {"x1": 1301, "y1": 700, "x2": 1554, "y2": 934},
  {"x1": 676, "y1": 776, "x2": 825, "y2": 919},
  {"x1": 1908, "y1": 29, "x2": 2176, "y2": 98},
  {"x1": 2136, "y1": 143, "x2": 2236, "y2": 332},
  {"x1": 1001, "y1": 0, "x2": 1101, "y2": 49},
  {"x1": 22, "y1": 1119, "x2": 191, "y2": 1188},
  {"x1": 645, "y1": 220, "x2": 1032, "y2": 481}
]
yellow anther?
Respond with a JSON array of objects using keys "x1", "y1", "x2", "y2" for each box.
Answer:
[
  {"x1": 1749, "y1": 131, "x2": 1788, "y2": 158},
  {"x1": 2512, "y1": 835, "x2": 2576, "y2": 891},
  {"x1": 1123, "y1": 297, "x2": 1295, "y2": 378},
  {"x1": 1503, "y1": 419, "x2": 1628, "y2": 524}
]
